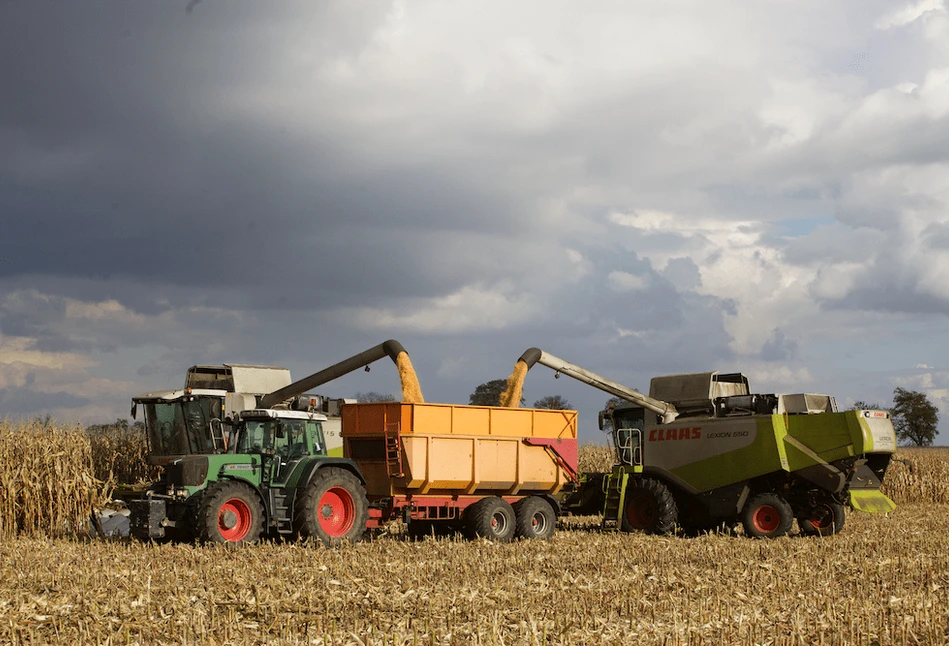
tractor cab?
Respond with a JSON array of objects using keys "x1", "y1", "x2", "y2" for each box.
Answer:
[{"x1": 235, "y1": 409, "x2": 328, "y2": 483}]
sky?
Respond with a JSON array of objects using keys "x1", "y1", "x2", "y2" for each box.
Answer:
[{"x1": 2, "y1": 0, "x2": 949, "y2": 444}]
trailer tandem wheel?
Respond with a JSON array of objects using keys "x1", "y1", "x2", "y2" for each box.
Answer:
[
  {"x1": 295, "y1": 467, "x2": 369, "y2": 547},
  {"x1": 465, "y1": 497, "x2": 516, "y2": 542},
  {"x1": 513, "y1": 497, "x2": 556, "y2": 540},
  {"x1": 197, "y1": 481, "x2": 264, "y2": 545},
  {"x1": 621, "y1": 477, "x2": 678, "y2": 535},
  {"x1": 742, "y1": 493, "x2": 794, "y2": 539}
]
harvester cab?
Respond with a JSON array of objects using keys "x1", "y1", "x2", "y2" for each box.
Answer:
[{"x1": 130, "y1": 340, "x2": 422, "y2": 466}]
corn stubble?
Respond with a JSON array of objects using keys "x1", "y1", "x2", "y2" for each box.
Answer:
[{"x1": 1, "y1": 422, "x2": 948, "y2": 644}]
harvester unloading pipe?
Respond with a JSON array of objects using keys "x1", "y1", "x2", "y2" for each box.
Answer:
[
  {"x1": 258, "y1": 340, "x2": 423, "y2": 408},
  {"x1": 504, "y1": 347, "x2": 679, "y2": 424}
]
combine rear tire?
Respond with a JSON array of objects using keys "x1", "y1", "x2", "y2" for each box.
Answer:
[
  {"x1": 621, "y1": 478, "x2": 678, "y2": 535},
  {"x1": 465, "y1": 497, "x2": 516, "y2": 542},
  {"x1": 742, "y1": 493, "x2": 793, "y2": 539},
  {"x1": 296, "y1": 468, "x2": 369, "y2": 547},
  {"x1": 798, "y1": 500, "x2": 846, "y2": 537},
  {"x1": 513, "y1": 497, "x2": 556, "y2": 540},
  {"x1": 197, "y1": 481, "x2": 264, "y2": 545}
]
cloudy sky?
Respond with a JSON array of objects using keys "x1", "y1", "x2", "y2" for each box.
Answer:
[{"x1": 2, "y1": 0, "x2": 949, "y2": 443}]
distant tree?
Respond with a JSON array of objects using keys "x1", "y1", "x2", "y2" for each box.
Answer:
[
  {"x1": 533, "y1": 395, "x2": 572, "y2": 410},
  {"x1": 850, "y1": 401, "x2": 886, "y2": 412},
  {"x1": 470, "y1": 379, "x2": 524, "y2": 406},
  {"x1": 598, "y1": 397, "x2": 624, "y2": 432},
  {"x1": 891, "y1": 387, "x2": 939, "y2": 447},
  {"x1": 354, "y1": 391, "x2": 396, "y2": 403}
]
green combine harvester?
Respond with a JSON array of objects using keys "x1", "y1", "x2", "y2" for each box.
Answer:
[{"x1": 513, "y1": 349, "x2": 897, "y2": 538}]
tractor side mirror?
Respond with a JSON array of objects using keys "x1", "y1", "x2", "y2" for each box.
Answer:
[
  {"x1": 597, "y1": 411, "x2": 605, "y2": 430},
  {"x1": 130, "y1": 401, "x2": 138, "y2": 420}
]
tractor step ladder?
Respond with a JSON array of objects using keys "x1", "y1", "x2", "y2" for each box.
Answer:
[
  {"x1": 271, "y1": 490, "x2": 292, "y2": 533},
  {"x1": 384, "y1": 422, "x2": 404, "y2": 478},
  {"x1": 601, "y1": 471, "x2": 630, "y2": 531}
]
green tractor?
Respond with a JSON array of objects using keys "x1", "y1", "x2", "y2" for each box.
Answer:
[{"x1": 129, "y1": 408, "x2": 369, "y2": 546}]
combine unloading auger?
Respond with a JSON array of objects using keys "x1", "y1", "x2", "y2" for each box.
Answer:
[
  {"x1": 259, "y1": 339, "x2": 423, "y2": 408},
  {"x1": 501, "y1": 347, "x2": 679, "y2": 423}
]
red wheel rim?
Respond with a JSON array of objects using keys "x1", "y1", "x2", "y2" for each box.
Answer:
[
  {"x1": 752, "y1": 505, "x2": 781, "y2": 533},
  {"x1": 318, "y1": 486, "x2": 356, "y2": 537},
  {"x1": 805, "y1": 504, "x2": 834, "y2": 530},
  {"x1": 218, "y1": 498, "x2": 253, "y2": 542},
  {"x1": 626, "y1": 491, "x2": 658, "y2": 529}
]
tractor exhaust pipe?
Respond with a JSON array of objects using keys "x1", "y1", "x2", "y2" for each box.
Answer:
[
  {"x1": 505, "y1": 347, "x2": 679, "y2": 423},
  {"x1": 258, "y1": 340, "x2": 423, "y2": 408}
]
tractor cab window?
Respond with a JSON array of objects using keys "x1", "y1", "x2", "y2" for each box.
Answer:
[
  {"x1": 307, "y1": 421, "x2": 325, "y2": 455},
  {"x1": 237, "y1": 420, "x2": 267, "y2": 454},
  {"x1": 276, "y1": 420, "x2": 309, "y2": 459}
]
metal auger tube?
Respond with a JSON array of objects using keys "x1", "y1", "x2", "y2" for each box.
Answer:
[
  {"x1": 516, "y1": 348, "x2": 679, "y2": 423},
  {"x1": 258, "y1": 340, "x2": 409, "y2": 409}
]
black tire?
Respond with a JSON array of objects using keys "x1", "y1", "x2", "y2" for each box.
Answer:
[
  {"x1": 621, "y1": 477, "x2": 678, "y2": 535},
  {"x1": 465, "y1": 497, "x2": 516, "y2": 542},
  {"x1": 197, "y1": 481, "x2": 264, "y2": 545},
  {"x1": 797, "y1": 500, "x2": 846, "y2": 537},
  {"x1": 513, "y1": 497, "x2": 556, "y2": 540},
  {"x1": 742, "y1": 492, "x2": 794, "y2": 539},
  {"x1": 295, "y1": 467, "x2": 369, "y2": 547}
]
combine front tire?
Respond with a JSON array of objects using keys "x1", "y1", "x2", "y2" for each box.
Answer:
[
  {"x1": 513, "y1": 497, "x2": 556, "y2": 540},
  {"x1": 621, "y1": 478, "x2": 678, "y2": 535},
  {"x1": 197, "y1": 481, "x2": 264, "y2": 545},
  {"x1": 798, "y1": 500, "x2": 846, "y2": 537},
  {"x1": 742, "y1": 493, "x2": 793, "y2": 539},
  {"x1": 465, "y1": 497, "x2": 516, "y2": 542},
  {"x1": 296, "y1": 468, "x2": 369, "y2": 547}
]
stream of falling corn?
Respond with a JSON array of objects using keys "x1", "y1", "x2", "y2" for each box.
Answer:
[
  {"x1": 499, "y1": 361, "x2": 528, "y2": 407},
  {"x1": 395, "y1": 353, "x2": 425, "y2": 403}
]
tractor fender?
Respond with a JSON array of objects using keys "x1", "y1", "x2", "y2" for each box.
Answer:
[{"x1": 298, "y1": 458, "x2": 367, "y2": 491}]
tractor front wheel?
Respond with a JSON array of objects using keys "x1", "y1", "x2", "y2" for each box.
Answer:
[
  {"x1": 295, "y1": 467, "x2": 369, "y2": 547},
  {"x1": 798, "y1": 500, "x2": 846, "y2": 537},
  {"x1": 621, "y1": 477, "x2": 678, "y2": 535},
  {"x1": 742, "y1": 493, "x2": 794, "y2": 539},
  {"x1": 197, "y1": 481, "x2": 264, "y2": 545}
]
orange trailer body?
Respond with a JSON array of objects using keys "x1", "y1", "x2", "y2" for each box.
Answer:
[{"x1": 342, "y1": 402, "x2": 578, "y2": 503}]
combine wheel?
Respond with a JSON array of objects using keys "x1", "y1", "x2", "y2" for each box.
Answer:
[
  {"x1": 295, "y1": 467, "x2": 369, "y2": 547},
  {"x1": 465, "y1": 497, "x2": 516, "y2": 542},
  {"x1": 513, "y1": 497, "x2": 556, "y2": 540},
  {"x1": 621, "y1": 477, "x2": 678, "y2": 535},
  {"x1": 197, "y1": 481, "x2": 264, "y2": 545},
  {"x1": 798, "y1": 500, "x2": 846, "y2": 537},
  {"x1": 742, "y1": 493, "x2": 793, "y2": 539}
]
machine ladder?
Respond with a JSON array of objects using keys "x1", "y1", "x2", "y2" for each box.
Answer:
[
  {"x1": 600, "y1": 470, "x2": 630, "y2": 531},
  {"x1": 384, "y1": 422, "x2": 404, "y2": 478}
]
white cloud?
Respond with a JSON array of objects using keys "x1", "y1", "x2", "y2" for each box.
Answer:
[
  {"x1": 607, "y1": 271, "x2": 649, "y2": 293},
  {"x1": 331, "y1": 283, "x2": 540, "y2": 334}
]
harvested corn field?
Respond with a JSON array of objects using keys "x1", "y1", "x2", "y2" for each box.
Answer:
[{"x1": 1, "y1": 506, "x2": 948, "y2": 645}]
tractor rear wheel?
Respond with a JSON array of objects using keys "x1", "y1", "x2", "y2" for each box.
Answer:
[
  {"x1": 197, "y1": 481, "x2": 264, "y2": 545},
  {"x1": 621, "y1": 477, "x2": 678, "y2": 535},
  {"x1": 798, "y1": 500, "x2": 846, "y2": 537},
  {"x1": 742, "y1": 493, "x2": 794, "y2": 539},
  {"x1": 295, "y1": 467, "x2": 369, "y2": 547},
  {"x1": 465, "y1": 497, "x2": 516, "y2": 542},
  {"x1": 513, "y1": 497, "x2": 556, "y2": 540}
]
